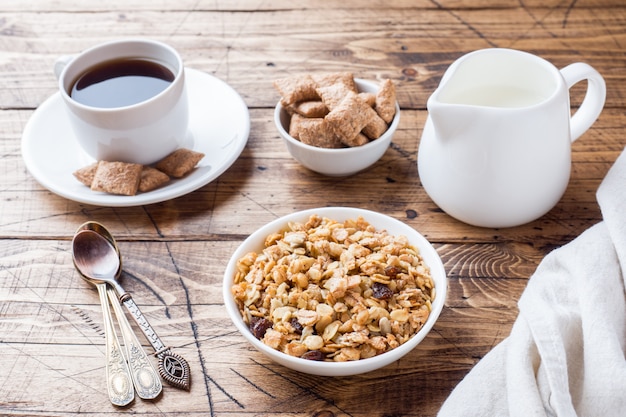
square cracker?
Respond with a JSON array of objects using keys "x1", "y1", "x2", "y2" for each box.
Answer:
[
  {"x1": 91, "y1": 161, "x2": 142, "y2": 196},
  {"x1": 297, "y1": 118, "x2": 343, "y2": 149},
  {"x1": 73, "y1": 162, "x2": 99, "y2": 186},
  {"x1": 289, "y1": 113, "x2": 306, "y2": 140},
  {"x1": 316, "y1": 83, "x2": 353, "y2": 112},
  {"x1": 139, "y1": 166, "x2": 170, "y2": 192},
  {"x1": 312, "y1": 72, "x2": 357, "y2": 91},
  {"x1": 294, "y1": 101, "x2": 328, "y2": 118},
  {"x1": 325, "y1": 92, "x2": 372, "y2": 146},
  {"x1": 351, "y1": 133, "x2": 370, "y2": 147},
  {"x1": 362, "y1": 111, "x2": 388, "y2": 140},
  {"x1": 155, "y1": 148, "x2": 205, "y2": 178},
  {"x1": 273, "y1": 75, "x2": 319, "y2": 106},
  {"x1": 358, "y1": 92, "x2": 376, "y2": 107},
  {"x1": 375, "y1": 79, "x2": 397, "y2": 124}
]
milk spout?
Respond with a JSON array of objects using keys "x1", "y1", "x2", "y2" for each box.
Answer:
[{"x1": 426, "y1": 92, "x2": 477, "y2": 141}]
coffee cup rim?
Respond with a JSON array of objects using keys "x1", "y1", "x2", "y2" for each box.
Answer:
[{"x1": 57, "y1": 38, "x2": 184, "y2": 112}]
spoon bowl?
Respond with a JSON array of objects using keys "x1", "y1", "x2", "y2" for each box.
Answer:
[
  {"x1": 73, "y1": 222, "x2": 125, "y2": 294},
  {"x1": 73, "y1": 232, "x2": 119, "y2": 276}
]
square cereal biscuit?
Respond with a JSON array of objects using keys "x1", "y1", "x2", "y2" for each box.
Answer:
[
  {"x1": 297, "y1": 118, "x2": 343, "y2": 148},
  {"x1": 73, "y1": 162, "x2": 99, "y2": 186},
  {"x1": 316, "y1": 83, "x2": 353, "y2": 111},
  {"x1": 289, "y1": 113, "x2": 306, "y2": 140},
  {"x1": 312, "y1": 72, "x2": 357, "y2": 91},
  {"x1": 351, "y1": 133, "x2": 370, "y2": 147},
  {"x1": 139, "y1": 166, "x2": 170, "y2": 192},
  {"x1": 273, "y1": 75, "x2": 319, "y2": 106},
  {"x1": 155, "y1": 148, "x2": 205, "y2": 178},
  {"x1": 294, "y1": 101, "x2": 328, "y2": 118},
  {"x1": 91, "y1": 161, "x2": 142, "y2": 196},
  {"x1": 358, "y1": 92, "x2": 376, "y2": 107},
  {"x1": 375, "y1": 79, "x2": 397, "y2": 124},
  {"x1": 362, "y1": 110, "x2": 388, "y2": 140},
  {"x1": 325, "y1": 92, "x2": 371, "y2": 146}
]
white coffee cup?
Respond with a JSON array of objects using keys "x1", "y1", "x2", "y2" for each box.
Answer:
[{"x1": 54, "y1": 39, "x2": 189, "y2": 165}]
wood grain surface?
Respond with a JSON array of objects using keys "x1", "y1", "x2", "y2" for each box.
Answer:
[{"x1": 1, "y1": 1, "x2": 624, "y2": 416}]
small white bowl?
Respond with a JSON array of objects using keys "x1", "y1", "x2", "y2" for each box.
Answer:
[
  {"x1": 223, "y1": 207, "x2": 447, "y2": 376},
  {"x1": 274, "y1": 79, "x2": 401, "y2": 176}
]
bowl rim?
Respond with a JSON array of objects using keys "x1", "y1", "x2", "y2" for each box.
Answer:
[
  {"x1": 274, "y1": 78, "x2": 401, "y2": 154},
  {"x1": 222, "y1": 207, "x2": 447, "y2": 376}
]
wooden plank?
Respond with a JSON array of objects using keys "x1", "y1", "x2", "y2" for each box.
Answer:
[
  {"x1": 0, "y1": 7, "x2": 624, "y2": 109},
  {"x1": 0, "y1": 0, "x2": 595, "y2": 13}
]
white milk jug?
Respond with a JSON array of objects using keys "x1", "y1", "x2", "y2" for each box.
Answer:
[{"x1": 418, "y1": 48, "x2": 606, "y2": 228}]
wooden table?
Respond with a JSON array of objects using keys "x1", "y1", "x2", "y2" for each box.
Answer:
[{"x1": 1, "y1": 1, "x2": 624, "y2": 416}]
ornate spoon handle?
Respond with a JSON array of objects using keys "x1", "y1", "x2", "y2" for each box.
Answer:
[
  {"x1": 96, "y1": 283, "x2": 134, "y2": 406},
  {"x1": 107, "y1": 287, "x2": 162, "y2": 399},
  {"x1": 120, "y1": 295, "x2": 191, "y2": 390}
]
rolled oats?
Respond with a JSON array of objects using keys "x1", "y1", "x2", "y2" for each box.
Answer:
[{"x1": 231, "y1": 214, "x2": 435, "y2": 362}]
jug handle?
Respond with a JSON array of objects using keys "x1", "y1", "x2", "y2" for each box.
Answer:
[{"x1": 560, "y1": 63, "x2": 606, "y2": 142}]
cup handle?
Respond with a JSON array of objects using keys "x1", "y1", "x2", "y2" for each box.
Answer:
[
  {"x1": 560, "y1": 62, "x2": 606, "y2": 142},
  {"x1": 53, "y1": 54, "x2": 75, "y2": 80}
]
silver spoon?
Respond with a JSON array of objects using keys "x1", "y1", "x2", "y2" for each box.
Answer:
[
  {"x1": 107, "y1": 285, "x2": 162, "y2": 399},
  {"x1": 71, "y1": 231, "x2": 134, "y2": 406},
  {"x1": 72, "y1": 227, "x2": 161, "y2": 400},
  {"x1": 72, "y1": 222, "x2": 191, "y2": 391}
]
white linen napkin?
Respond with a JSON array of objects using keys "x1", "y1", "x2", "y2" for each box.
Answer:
[{"x1": 438, "y1": 147, "x2": 626, "y2": 417}]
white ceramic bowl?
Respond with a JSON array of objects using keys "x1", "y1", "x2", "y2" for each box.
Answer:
[
  {"x1": 223, "y1": 207, "x2": 447, "y2": 376},
  {"x1": 274, "y1": 79, "x2": 401, "y2": 176}
]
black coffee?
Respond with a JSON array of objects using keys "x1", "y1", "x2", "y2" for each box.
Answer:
[{"x1": 70, "y1": 58, "x2": 175, "y2": 108}]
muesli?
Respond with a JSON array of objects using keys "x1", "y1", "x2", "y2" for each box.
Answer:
[{"x1": 231, "y1": 214, "x2": 435, "y2": 362}]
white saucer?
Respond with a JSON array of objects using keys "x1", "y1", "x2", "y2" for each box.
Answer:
[{"x1": 21, "y1": 68, "x2": 250, "y2": 207}]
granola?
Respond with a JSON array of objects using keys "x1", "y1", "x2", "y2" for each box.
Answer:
[{"x1": 231, "y1": 214, "x2": 435, "y2": 362}]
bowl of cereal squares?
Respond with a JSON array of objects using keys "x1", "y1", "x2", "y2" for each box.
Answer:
[
  {"x1": 223, "y1": 207, "x2": 446, "y2": 376},
  {"x1": 273, "y1": 73, "x2": 400, "y2": 176}
]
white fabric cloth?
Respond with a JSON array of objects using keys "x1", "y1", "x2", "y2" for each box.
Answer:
[{"x1": 438, "y1": 148, "x2": 626, "y2": 417}]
